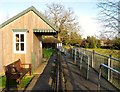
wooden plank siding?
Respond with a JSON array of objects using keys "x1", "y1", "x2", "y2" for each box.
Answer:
[
  {"x1": 0, "y1": 30, "x2": 2, "y2": 75},
  {"x1": 0, "y1": 9, "x2": 55, "y2": 75},
  {"x1": 33, "y1": 34, "x2": 42, "y2": 71}
]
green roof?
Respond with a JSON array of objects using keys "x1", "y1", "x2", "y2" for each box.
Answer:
[{"x1": 0, "y1": 6, "x2": 58, "y2": 32}]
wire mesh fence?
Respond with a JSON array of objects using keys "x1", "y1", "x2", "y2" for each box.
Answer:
[
  {"x1": 70, "y1": 47, "x2": 120, "y2": 89},
  {"x1": 70, "y1": 48, "x2": 90, "y2": 80}
]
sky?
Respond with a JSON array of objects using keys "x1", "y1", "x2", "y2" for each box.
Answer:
[{"x1": 0, "y1": 0, "x2": 102, "y2": 38}]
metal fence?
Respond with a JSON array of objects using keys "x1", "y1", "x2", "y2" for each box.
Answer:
[
  {"x1": 71, "y1": 48, "x2": 90, "y2": 80},
  {"x1": 70, "y1": 47, "x2": 120, "y2": 89},
  {"x1": 98, "y1": 64, "x2": 120, "y2": 90}
]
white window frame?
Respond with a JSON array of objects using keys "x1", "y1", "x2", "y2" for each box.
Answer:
[{"x1": 13, "y1": 32, "x2": 26, "y2": 54}]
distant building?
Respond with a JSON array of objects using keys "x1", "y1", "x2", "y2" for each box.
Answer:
[
  {"x1": 42, "y1": 36, "x2": 61, "y2": 48},
  {"x1": 100, "y1": 39, "x2": 113, "y2": 48}
]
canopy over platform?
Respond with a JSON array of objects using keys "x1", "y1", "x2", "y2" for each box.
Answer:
[{"x1": 33, "y1": 29, "x2": 58, "y2": 35}]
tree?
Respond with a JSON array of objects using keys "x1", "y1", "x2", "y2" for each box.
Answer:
[
  {"x1": 97, "y1": 0, "x2": 120, "y2": 38},
  {"x1": 60, "y1": 30, "x2": 69, "y2": 45},
  {"x1": 44, "y1": 3, "x2": 81, "y2": 42},
  {"x1": 81, "y1": 36, "x2": 101, "y2": 48},
  {"x1": 113, "y1": 37, "x2": 120, "y2": 50},
  {"x1": 69, "y1": 32, "x2": 82, "y2": 46}
]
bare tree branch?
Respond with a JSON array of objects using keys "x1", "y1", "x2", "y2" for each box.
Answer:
[{"x1": 97, "y1": 0, "x2": 120, "y2": 38}]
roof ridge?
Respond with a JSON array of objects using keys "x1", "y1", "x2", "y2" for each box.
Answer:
[{"x1": 0, "y1": 6, "x2": 58, "y2": 32}]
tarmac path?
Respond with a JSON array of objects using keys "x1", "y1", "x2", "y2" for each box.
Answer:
[
  {"x1": 25, "y1": 52, "x2": 118, "y2": 91},
  {"x1": 25, "y1": 54, "x2": 57, "y2": 91},
  {"x1": 61, "y1": 53, "x2": 118, "y2": 91}
]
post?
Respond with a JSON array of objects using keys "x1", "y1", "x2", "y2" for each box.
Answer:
[
  {"x1": 71, "y1": 49, "x2": 73, "y2": 59},
  {"x1": 39, "y1": 35, "x2": 42, "y2": 54},
  {"x1": 108, "y1": 55, "x2": 112, "y2": 81},
  {"x1": 98, "y1": 65, "x2": 102, "y2": 90},
  {"x1": 110, "y1": 55, "x2": 113, "y2": 82},
  {"x1": 87, "y1": 56, "x2": 90, "y2": 80},
  {"x1": 74, "y1": 48, "x2": 76, "y2": 64},
  {"x1": 78, "y1": 48, "x2": 81, "y2": 67},
  {"x1": 39, "y1": 35, "x2": 42, "y2": 48},
  {"x1": 80, "y1": 53, "x2": 83, "y2": 70},
  {"x1": 91, "y1": 50, "x2": 94, "y2": 68}
]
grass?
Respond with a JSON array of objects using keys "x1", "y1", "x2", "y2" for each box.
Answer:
[
  {"x1": 0, "y1": 76, "x2": 6, "y2": 88},
  {"x1": 43, "y1": 48, "x2": 55, "y2": 59},
  {"x1": 20, "y1": 75, "x2": 34, "y2": 88},
  {"x1": 87, "y1": 48, "x2": 120, "y2": 59},
  {"x1": 0, "y1": 75, "x2": 34, "y2": 89}
]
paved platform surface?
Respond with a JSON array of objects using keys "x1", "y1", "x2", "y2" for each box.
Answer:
[
  {"x1": 25, "y1": 52, "x2": 118, "y2": 91},
  {"x1": 25, "y1": 54, "x2": 56, "y2": 91},
  {"x1": 61, "y1": 53, "x2": 118, "y2": 91}
]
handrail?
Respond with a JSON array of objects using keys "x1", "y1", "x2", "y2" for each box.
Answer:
[
  {"x1": 98, "y1": 63, "x2": 120, "y2": 90},
  {"x1": 74, "y1": 48, "x2": 90, "y2": 80},
  {"x1": 81, "y1": 52, "x2": 90, "y2": 80},
  {"x1": 79, "y1": 47, "x2": 120, "y2": 62},
  {"x1": 95, "y1": 52, "x2": 120, "y2": 62}
]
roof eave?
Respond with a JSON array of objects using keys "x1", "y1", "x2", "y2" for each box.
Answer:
[{"x1": 0, "y1": 6, "x2": 59, "y2": 32}]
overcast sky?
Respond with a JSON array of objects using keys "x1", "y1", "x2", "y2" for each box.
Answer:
[{"x1": 0, "y1": 0, "x2": 103, "y2": 38}]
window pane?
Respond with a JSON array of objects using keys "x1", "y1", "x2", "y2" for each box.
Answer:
[
  {"x1": 16, "y1": 43, "x2": 19, "y2": 51},
  {"x1": 16, "y1": 34, "x2": 19, "y2": 42},
  {"x1": 20, "y1": 34, "x2": 24, "y2": 42},
  {"x1": 21, "y1": 43, "x2": 24, "y2": 51}
]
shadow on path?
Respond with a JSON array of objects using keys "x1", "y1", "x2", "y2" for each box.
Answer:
[
  {"x1": 30, "y1": 54, "x2": 56, "y2": 91},
  {"x1": 62, "y1": 53, "x2": 118, "y2": 91}
]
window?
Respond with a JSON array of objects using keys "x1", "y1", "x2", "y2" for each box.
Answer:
[{"x1": 14, "y1": 32, "x2": 26, "y2": 53}]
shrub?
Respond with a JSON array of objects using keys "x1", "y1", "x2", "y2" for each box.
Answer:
[{"x1": 43, "y1": 48, "x2": 54, "y2": 59}]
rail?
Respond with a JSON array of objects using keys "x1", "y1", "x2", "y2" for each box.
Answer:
[
  {"x1": 71, "y1": 48, "x2": 90, "y2": 79},
  {"x1": 79, "y1": 52, "x2": 90, "y2": 79},
  {"x1": 57, "y1": 47, "x2": 120, "y2": 90},
  {"x1": 78, "y1": 47, "x2": 120, "y2": 89},
  {"x1": 98, "y1": 63, "x2": 120, "y2": 90}
]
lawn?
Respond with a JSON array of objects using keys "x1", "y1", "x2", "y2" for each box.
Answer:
[
  {"x1": 0, "y1": 75, "x2": 34, "y2": 90},
  {"x1": 87, "y1": 48, "x2": 120, "y2": 59}
]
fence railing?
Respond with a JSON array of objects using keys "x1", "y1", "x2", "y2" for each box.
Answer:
[
  {"x1": 98, "y1": 64, "x2": 120, "y2": 90},
  {"x1": 70, "y1": 47, "x2": 120, "y2": 89},
  {"x1": 71, "y1": 48, "x2": 90, "y2": 80}
]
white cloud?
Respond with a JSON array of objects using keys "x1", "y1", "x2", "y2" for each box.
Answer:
[{"x1": 79, "y1": 15, "x2": 100, "y2": 38}]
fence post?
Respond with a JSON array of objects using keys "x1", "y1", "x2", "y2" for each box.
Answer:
[
  {"x1": 80, "y1": 52, "x2": 83, "y2": 70},
  {"x1": 78, "y1": 48, "x2": 82, "y2": 70},
  {"x1": 74, "y1": 48, "x2": 76, "y2": 64},
  {"x1": 71, "y1": 48, "x2": 73, "y2": 59},
  {"x1": 91, "y1": 50, "x2": 94, "y2": 68},
  {"x1": 98, "y1": 65, "x2": 102, "y2": 90},
  {"x1": 87, "y1": 55, "x2": 90, "y2": 80},
  {"x1": 108, "y1": 55, "x2": 112, "y2": 81},
  {"x1": 110, "y1": 55, "x2": 113, "y2": 83}
]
